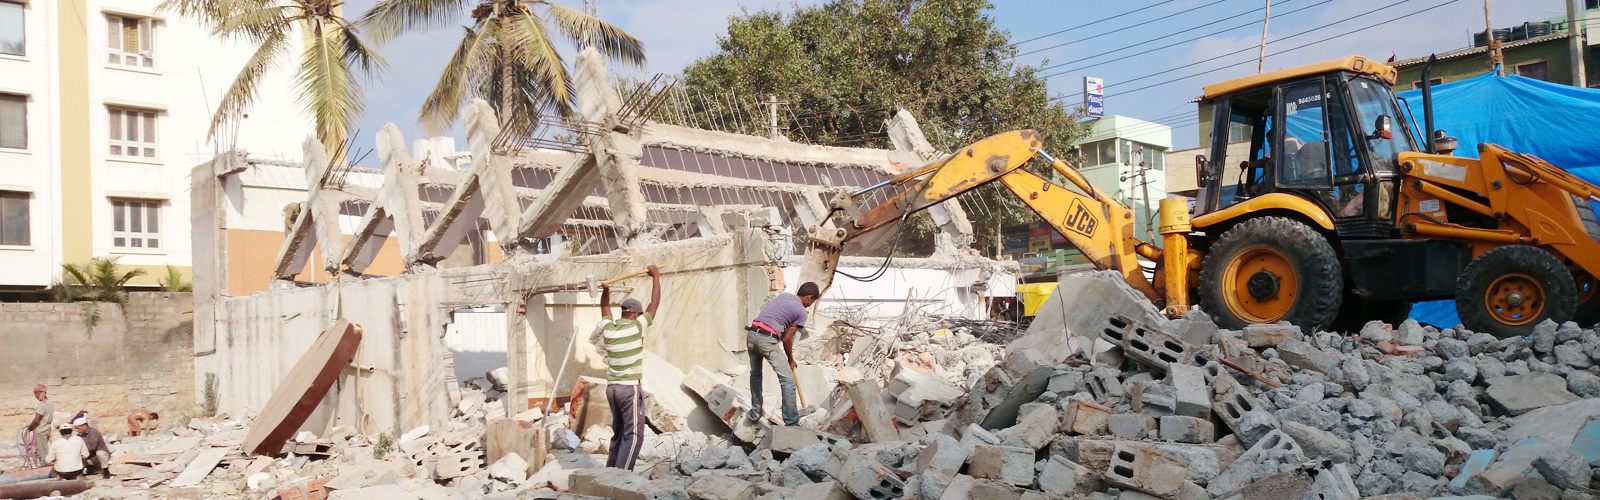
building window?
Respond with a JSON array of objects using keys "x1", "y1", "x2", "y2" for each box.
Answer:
[
  {"x1": 1412, "y1": 78, "x2": 1443, "y2": 90},
  {"x1": 112, "y1": 199, "x2": 160, "y2": 249},
  {"x1": 106, "y1": 15, "x2": 154, "y2": 68},
  {"x1": 0, "y1": 93, "x2": 23, "y2": 149},
  {"x1": 108, "y1": 107, "x2": 156, "y2": 158},
  {"x1": 1228, "y1": 121, "x2": 1251, "y2": 143},
  {"x1": 0, "y1": 2, "x2": 22, "y2": 56},
  {"x1": 1517, "y1": 61, "x2": 1550, "y2": 81},
  {"x1": 0, "y1": 190, "x2": 26, "y2": 245}
]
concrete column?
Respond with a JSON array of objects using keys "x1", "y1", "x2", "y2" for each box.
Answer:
[
  {"x1": 344, "y1": 124, "x2": 428, "y2": 274},
  {"x1": 570, "y1": 47, "x2": 651, "y2": 246},
  {"x1": 884, "y1": 108, "x2": 975, "y2": 256},
  {"x1": 271, "y1": 137, "x2": 347, "y2": 280},
  {"x1": 414, "y1": 100, "x2": 523, "y2": 264}
]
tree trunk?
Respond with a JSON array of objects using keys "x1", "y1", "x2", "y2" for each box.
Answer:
[{"x1": 498, "y1": 1, "x2": 514, "y2": 128}]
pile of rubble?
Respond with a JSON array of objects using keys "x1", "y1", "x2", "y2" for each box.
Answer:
[{"x1": 28, "y1": 271, "x2": 1600, "y2": 500}]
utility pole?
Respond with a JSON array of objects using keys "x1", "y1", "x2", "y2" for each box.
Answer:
[
  {"x1": 1136, "y1": 151, "x2": 1155, "y2": 242},
  {"x1": 1485, "y1": 0, "x2": 1505, "y2": 75},
  {"x1": 767, "y1": 95, "x2": 785, "y2": 140},
  {"x1": 1570, "y1": 0, "x2": 1588, "y2": 86},
  {"x1": 1257, "y1": 0, "x2": 1271, "y2": 73}
]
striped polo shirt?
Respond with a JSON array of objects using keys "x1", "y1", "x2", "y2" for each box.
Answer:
[{"x1": 599, "y1": 313, "x2": 652, "y2": 385}]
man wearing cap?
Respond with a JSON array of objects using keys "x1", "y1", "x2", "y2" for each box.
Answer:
[
  {"x1": 25, "y1": 384, "x2": 54, "y2": 443},
  {"x1": 73, "y1": 416, "x2": 111, "y2": 479},
  {"x1": 746, "y1": 282, "x2": 820, "y2": 426},
  {"x1": 45, "y1": 422, "x2": 88, "y2": 479},
  {"x1": 592, "y1": 265, "x2": 661, "y2": 471}
]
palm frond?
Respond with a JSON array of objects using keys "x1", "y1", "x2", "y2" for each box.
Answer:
[
  {"x1": 208, "y1": 28, "x2": 291, "y2": 143},
  {"x1": 540, "y1": 2, "x2": 644, "y2": 68},
  {"x1": 420, "y1": 23, "x2": 494, "y2": 134},
  {"x1": 358, "y1": 0, "x2": 467, "y2": 44},
  {"x1": 297, "y1": 27, "x2": 367, "y2": 151},
  {"x1": 500, "y1": 7, "x2": 571, "y2": 111},
  {"x1": 157, "y1": 0, "x2": 252, "y2": 26},
  {"x1": 212, "y1": 4, "x2": 289, "y2": 41},
  {"x1": 339, "y1": 25, "x2": 390, "y2": 76}
]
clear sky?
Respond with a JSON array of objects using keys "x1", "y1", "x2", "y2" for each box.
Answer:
[{"x1": 340, "y1": 0, "x2": 1571, "y2": 162}]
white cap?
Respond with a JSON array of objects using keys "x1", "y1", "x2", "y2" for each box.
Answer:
[
  {"x1": 72, "y1": 417, "x2": 88, "y2": 426},
  {"x1": 59, "y1": 422, "x2": 73, "y2": 430}
]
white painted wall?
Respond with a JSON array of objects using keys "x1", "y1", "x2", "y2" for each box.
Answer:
[
  {"x1": 782, "y1": 266, "x2": 1017, "y2": 326},
  {"x1": 0, "y1": 0, "x2": 313, "y2": 287}
]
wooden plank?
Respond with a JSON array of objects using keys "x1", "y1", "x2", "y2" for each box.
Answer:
[
  {"x1": 170, "y1": 447, "x2": 230, "y2": 487},
  {"x1": 485, "y1": 419, "x2": 542, "y2": 476},
  {"x1": 243, "y1": 319, "x2": 363, "y2": 456}
]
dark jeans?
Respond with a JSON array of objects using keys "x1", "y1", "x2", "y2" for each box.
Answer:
[
  {"x1": 55, "y1": 469, "x2": 82, "y2": 480},
  {"x1": 747, "y1": 329, "x2": 799, "y2": 425},
  {"x1": 605, "y1": 383, "x2": 645, "y2": 470}
]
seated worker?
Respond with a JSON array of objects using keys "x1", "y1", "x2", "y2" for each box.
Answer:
[
  {"x1": 73, "y1": 416, "x2": 111, "y2": 479},
  {"x1": 127, "y1": 409, "x2": 159, "y2": 437},
  {"x1": 45, "y1": 422, "x2": 88, "y2": 480}
]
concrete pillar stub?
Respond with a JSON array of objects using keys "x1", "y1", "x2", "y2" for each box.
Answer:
[
  {"x1": 883, "y1": 107, "x2": 975, "y2": 256},
  {"x1": 345, "y1": 124, "x2": 429, "y2": 273},
  {"x1": 270, "y1": 136, "x2": 345, "y2": 279}
]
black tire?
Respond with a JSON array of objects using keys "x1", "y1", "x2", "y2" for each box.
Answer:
[
  {"x1": 1198, "y1": 216, "x2": 1344, "y2": 331},
  {"x1": 1455, "y1": 245, "x2": 1578, "y2": 338},
  {"x1": 1329, "y1": 293, "x2": 1414, "y2": 333},
  {"x1": 1574, "y1": 271, "x2": 1600, "y2": 328}
]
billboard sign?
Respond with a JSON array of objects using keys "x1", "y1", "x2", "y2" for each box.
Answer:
[{"x1": 1084, "y1": 77, "x2": 1105, "y2": 118}]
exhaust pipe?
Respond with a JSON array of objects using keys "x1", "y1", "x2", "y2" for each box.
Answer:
[{"x1": 1421, "y1": 54, "x2": 1438, "y2": 154}]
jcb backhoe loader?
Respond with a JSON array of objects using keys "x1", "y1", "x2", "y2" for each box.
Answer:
[{"x1": 799, "y1": 56, "x2": 1600, "y2": 338}]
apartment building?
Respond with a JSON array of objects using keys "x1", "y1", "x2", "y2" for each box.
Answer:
[{"x1": 0, "y1": 0, "x2": 310, "y2": 297}]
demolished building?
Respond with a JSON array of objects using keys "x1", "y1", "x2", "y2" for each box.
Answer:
[{"x1": 188, "y1": 47, "x2": 1016, "y2": 438}]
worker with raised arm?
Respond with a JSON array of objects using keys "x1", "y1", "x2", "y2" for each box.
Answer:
[
  {"x1": 746, "y1": 282, "x2": 820, "y2": 426},
  {"x1": 593, "y1": 265, "x2": 661, "y2": 471}
]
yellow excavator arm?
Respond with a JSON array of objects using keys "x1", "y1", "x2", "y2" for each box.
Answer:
[{"x1": 798, "y1": 129, "x2": 1169, "y2": 304}]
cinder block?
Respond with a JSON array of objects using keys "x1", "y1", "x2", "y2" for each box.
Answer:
[
  {"x1": 969, "y1": 445, "x2": 1033, "y2": 486},
  {"x1": 1085, "y1": 368, "x2": 1125, "y2": 400},
  {"x1": 1001, "y1": 403, "x2": 1057, "y2": 450},
  {"x1": 1060, "y1": 399, "x2": 1111, "y2": 436},
  {"x1": 968, "y1": 479, "x2": 1026, "y2": 500},
  {"x1": 1158, "y1": 416, "x2": 1215, "y2": 444},
  {"x1": 914, "y1": 435, "x2": 969, "y2": 477},
  {"x1": 1131, "y1": 381, "x2": 1177, "y2": 418},
  {"x1": 1035, "y1": 455, "x2": 1100, "y2": 496},
  {"x1": 1108, "y1": 414, "x2": 1151, "y2": 439},
  {"x1": 835, "y1": 454, "x2": 905, "y2": 499},
  {"x1": 1242, "y1": 324, "x2": 1295, "y2": 348},
  {"x1": 1212, "y1": 385, "x2": 1262, "y2": 434},
  {"x1": 1103, "y1": 445, "x2": 1190, "y2": 498},
  {"x1": 1101, "y1": 314, "x2": 1195, "y2": 372},
  {"x1": 1164, "y1": 364, "x2": 1211, "y2": 418},
  {"x1": 432, "y1": 452, "x2": 481, "y2": 480},
  {"x1": 792, "y1": 480, "x2": 851, "y2": 500},
  {"x1": 761, "y1": 426, "x2": 819, "y2": 455}
]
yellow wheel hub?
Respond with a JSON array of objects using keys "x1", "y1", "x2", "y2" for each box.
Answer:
[
  {"x1": 1485, "y1": 273, "x2": 1545, "y2": 326},
  {"x1": 1222, "y1": 247, "x2": 1298, "y2": 323}
]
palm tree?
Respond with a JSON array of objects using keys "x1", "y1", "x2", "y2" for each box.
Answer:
[
  {"x1": 358, "y1": 0, "x2": 645, "y2": 137},
  {"x1": 52, "y1": 257, "x2": 146, "y2": 304},
  {"x1": 159, "y1": 0, "x2": 385, "y2": 152}
]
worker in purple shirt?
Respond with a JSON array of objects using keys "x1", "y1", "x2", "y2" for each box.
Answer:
[{"x1": 746, "y1": 282, "x2": 820, "y2": 426}]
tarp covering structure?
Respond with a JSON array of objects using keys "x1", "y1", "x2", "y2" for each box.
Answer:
[{"x1": 1394, "y1": 71, "x2": 1600, "y2": 327}]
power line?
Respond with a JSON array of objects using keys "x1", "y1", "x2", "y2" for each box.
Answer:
[
  {"x1": 1012, "y1": 1, "x2": 1176, "y2": 46},
  {"x1": 1016, "y1": 0, "x2": 1230, "y2": 58},
  {"x1": 1037, "y1": 0, "x2": 1332, "y2": 75},
  {"x1": 1049, "y1": 0, "x2": 1450, "y2": 103}
]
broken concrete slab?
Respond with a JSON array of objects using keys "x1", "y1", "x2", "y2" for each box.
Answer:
[
  {"x1": 844, "y1": 380, "x2": 897, "y2": 443},
  {"x1": 969, "y1": 445, "x2": 1034, "y2": 487},
  {"x1": 1060, "y1": 398, "x2": 1112, "y2": 436},
  {"x1": 1007, "y1": 271, "x2": 1163, "y2": 364},
  {"x1": 1486, "y1": 373, "x2": 1580, "y2": 416}
]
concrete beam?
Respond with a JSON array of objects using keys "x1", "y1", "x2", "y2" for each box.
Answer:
[
  {"x1": 343, "y1": 124, "x2": 429, "y2": 274},
  {"x1": 516, "y1": 152, "x2": 601, "y2": 242},
  {"x1": 271, "y1": 137, "x2": 347, "y2": 280},
  {"x1": 413, "y1": 100, "x2": 522, "y2": 264},
  {"x1": 883, "y1": 107, "x2": 975, "y2": 256}
]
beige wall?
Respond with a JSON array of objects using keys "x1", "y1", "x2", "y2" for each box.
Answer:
[{"x1": 0, "y1": 292, "x2": 194, "y2": 433}]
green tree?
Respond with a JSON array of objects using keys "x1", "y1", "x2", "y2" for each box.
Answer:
[
  {"x1": 358, "y1": 0, "x2": 645, "y2": 136},
  {"x1": 676, "y1": 0, "x2": 1085, "y2": 255},
  {"x1": 159, "y1": 0, "x2": 386, "y2": 153},
  {"x1": 51, "y1": 257, "x2": 148, "y2": 334}
]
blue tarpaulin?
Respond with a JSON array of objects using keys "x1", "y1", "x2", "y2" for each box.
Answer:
[{"x1": 1393, "y1": 72, "x2": 1600, "y2": 327}]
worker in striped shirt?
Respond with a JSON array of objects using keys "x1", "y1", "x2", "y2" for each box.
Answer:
[{"x1": 594, "y1": 265, "x2": 661, "y2": 471}]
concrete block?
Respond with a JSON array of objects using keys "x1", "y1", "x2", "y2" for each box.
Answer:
[
  {"x1": 1211, "y1": 385, "x2": 1262, "y2": 435},
  {"x1": 1085, "y1": 367, "x2": 1125, "y2": 400},
  {"x1": 1278, "y1": 420, "x2": 1353, "y2": 463},
  {"x1": 1060, "y1": 398, "x2": 1112, "y2": 436},
  {"x1": 1131, "y1": 381, "x2": 1177, "y2": 418},
  {"x1": 979, "y1": 366, "x2": 1052, "y2": 430},
  {"x1": 1241, "y1": 324, "x2": 1295, "y2": 348},
  {"x1": 1463, "y1": 466, "x2": 1526, "y2": 496},
  {"x1": 1159, "y1": 416, "x2": 1214, "y2": 444},
  {"x1": 433, "y1": 452, "x2": 481, "y2": 480},
  {"x1": 1102, "y1": 445, "x2": 1189, "y2": 498},
  {"x1": 487, "y1": 452, "x2": 528, "y2": 483},
  {"x1": 791, "y1": 480, "x2": 850, "y2": 500},
  {"x1": 913, "y1": 434, "x2": 969, "y2": 477},
  {"x1": 1003, "y1": 347, "x2": 1056, "y2": 380},
  {"x1": 844, "y1": 380, "x2": 897, "y2": 443},
  {"x1": 1046, "y1": 370, "x2": 1082, "y2": 394},
  {"x1": 834, "y1": 453, "x2": 904, "y2": 499},
  {"x1": 1234, "y1": 411, "x2": 1279, "y2": 448},
  {"x1": 1035, "y1": 455, "x2": 1100, "y2": 496},
  {"x1": 889, "y1": 365, "x2": 964, "y2": 424},
  {"x1": 1007, "y1": 272, "x2": 1165, "y2": 364},
  {"x1": 1214, "y1": 470, "x2": 1311, "y2": 500},
  {"x1": 1531, "y1": 449, "x2": 1591, "y2": 489},
  {"x1": 937, "y1": 474, "x2": 975, "y2": 500},
  {"x1": 1102, "y1": 315, "x2": 1194, "y2": 372},
  {"x1": 761, "y1": 426, "x2": 820, "y2": 455},
  {"x1": 1307, "y1": 464, "x2": 1358, "y2": 500},
  {"x1": 1164, "y1": 363, "x2": 1210, "y2": 418},
  {"x1": 686, "y1": 474, "x2": 756, "y2": 500},
  {"x1": 1108, "y1": 414, "x2": 1151, "y2": 439},
  {"x1": 959, "y1": 423, "x2": 1002, "y2": 450},
  {"x1": 1275, "y1": 339, "x2": 1337, "y2": 375},
  {"x1": 1485, "y1": 373, "x2": 1580, "y2": 416},
  {"x1": 967, "y1": 479, "x2": 1026, "y2": 500},
  {"x1": 969, "y1": 445, "x2": 1033, "y2": 486},
  {"x1": 1001, "y1": 403, "x2": 1057, "y2": 450},
  {"x1": 1447, "y1": 449, "x2": 1496, "y2": 489}
]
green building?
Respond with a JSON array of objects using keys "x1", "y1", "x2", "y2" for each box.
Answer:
[{"x1": 1393, "y1": 20, "x2": 1591, "y2": 89}]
